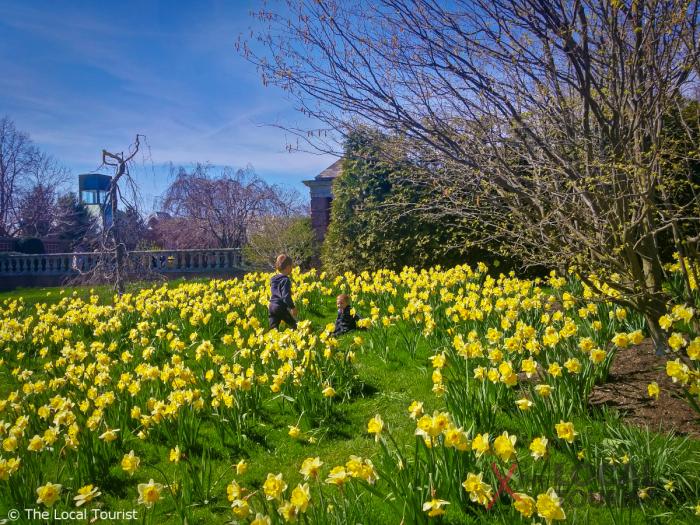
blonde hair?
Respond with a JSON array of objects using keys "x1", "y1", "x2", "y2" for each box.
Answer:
[
  {"x1": 337, "y1": 293, "x2": 351, "y2": 305},
  {"x1": 275, "y1": 254, "x2": 293, "y2": 272}
]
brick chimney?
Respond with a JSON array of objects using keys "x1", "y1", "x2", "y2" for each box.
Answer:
[{"x1": 302, "y1": 159, "x2": 343, "y2": 241}]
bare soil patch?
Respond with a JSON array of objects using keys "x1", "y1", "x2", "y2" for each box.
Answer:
[{"x1": 589, "y1": 339, "x2": 700, "y2": 437}]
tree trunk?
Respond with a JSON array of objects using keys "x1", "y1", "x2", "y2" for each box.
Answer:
[
  {"x1": 639, "y1": 294, "x2": 669, "y2": 356},
  {"x1": 111, "y1": 164, "x2": 125, "y2": 295}
]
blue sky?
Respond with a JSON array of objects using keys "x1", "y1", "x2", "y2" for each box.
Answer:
[{"x1": 0, "y1": 0, "x2": 336, "y2": 210}]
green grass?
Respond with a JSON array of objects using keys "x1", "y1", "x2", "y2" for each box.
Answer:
[
  {"x1": 0, "y1": 284, "x2": 437, "y2": 523},
  {"x1": 0, "y1": 281, "x2": 699, "y2": 525},
  {"x1": 0, "y1": 277, "x2": 208, "y2": 307}
]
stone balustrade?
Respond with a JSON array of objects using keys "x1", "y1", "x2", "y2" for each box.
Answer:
[{"x1": 0, "y1": 249, "x2": 245, "y2": 290}]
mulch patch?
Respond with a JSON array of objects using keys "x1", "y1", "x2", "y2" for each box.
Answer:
[{"x1": 589, "y1": 339, "x2": 700, "y2": 437}]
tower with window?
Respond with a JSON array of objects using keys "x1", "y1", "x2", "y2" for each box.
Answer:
[{"x1": 78, "y1": 173, "x2": 113, "y2": 229}]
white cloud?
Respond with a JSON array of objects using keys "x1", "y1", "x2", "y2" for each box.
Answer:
[{"x1": 0, "y1": 0, "x2": 340, "y2": 207}]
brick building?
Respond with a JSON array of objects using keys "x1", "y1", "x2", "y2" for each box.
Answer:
[{"x1": 302, "y1": 159, "x2": 343, "y2": 241}]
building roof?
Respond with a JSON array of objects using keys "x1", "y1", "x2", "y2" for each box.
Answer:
[{"x1": 315, "y1": 158, "x2": 343, "y2": 180}]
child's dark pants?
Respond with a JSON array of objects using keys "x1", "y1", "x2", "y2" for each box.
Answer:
[{"x1": 268, "y1": 303, "x2": 297, "y2": 330}]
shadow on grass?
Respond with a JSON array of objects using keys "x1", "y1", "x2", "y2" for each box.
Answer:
[{"x1": 350, "y1": 379, "x2": 380, "y2": 399}]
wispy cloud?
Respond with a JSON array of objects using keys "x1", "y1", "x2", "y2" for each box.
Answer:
[{"x1": 0, "y1": 0, "x2": 337, "y2": 204}]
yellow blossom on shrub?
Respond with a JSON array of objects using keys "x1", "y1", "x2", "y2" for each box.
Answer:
[
  {"x1": 590, "y1": 349, "x2": 607, "y2": 364},
  {"x1": 0, "y1": 457, "x2": 21, "y2": 480},
  {"x1": 325, "y1": 466, "x2": 348, "y2": 486},
  {"x1": 516, "y1": 398, "x2": 533, "y2": 411},
  {"x1": 250, "y1": 514, "x2": 272, "y2": 525},
  {"x1": 535, "y1": 384, "x2": 552, "y2": 397},
  {"x1": 611, "y1": 333, "x2": 630, "y2": 349},
  {"x1": 99, "y1": 428, "x2": 119, "y2": 442},
  {"x1": 231, "y1": 498, "x2": 251, "y2": 518},
  {"x1": 408, "y1": 400, "x2": 424, "y2": 419},
  {"x1": 322, "y1": 385, "x2": 336, "y2": 398},
  {"x1": 27, "y1": 434, "x2": 44, "y2": 452},
  {"x1": 659, "y1": 315, "x2": 674, "y2": 330},
  {"x1": 227, "y1": 480, "x2": 243, "y2": 502},
  {"x1": 629, "y1": 330, "x2": 644, "y2": 345},
  {"x1": 667, "y1": 359, "x2": 690, "y2": 384},
  {"x1": 671, "y1": 304, "x2": 694, "y2": 323},
  {"x1": 444, "y1": 426, "x2": 470, "y2": 451},
  {"x1": 548, "y1": 362, "x2": 562, "y2": 378},
  {"x1": 564, "y1": 358, "x2": 581, "y2": 374},
  {"x1": 521, "y1": 358, "x2": 538, "y2": 377}
]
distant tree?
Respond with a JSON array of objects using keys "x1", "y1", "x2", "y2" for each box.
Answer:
[
  {"x1": 0, "y1": 117, "x2": 37, "y2": 236},
  {"x1": 17, "y1": 184, "x2": 56, "y2": 237},
  {"x1": 161, "y1": 164, "x2": 300, "y2": 249},
  {"x1": 244, "y1": 215, "x2": 317, "y2": 270},
  {"x1": 146, "y1": 215, "x2": 217, "y2": 250},
  {"x1": 0, "y1": 116, "x2": 69, "y2": 236},
  {"x1": 53, "y1": 193, "x2": 94, "y2": 250},
  {"x1": 115, "y1": 206, "x2": 147, "y2": 251}
]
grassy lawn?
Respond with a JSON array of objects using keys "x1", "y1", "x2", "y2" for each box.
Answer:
[
  {"x1": 0, "y1": 282, "x2": 438, "y2": 523},
  {"x1": 0, "y1": 273, "x2": 698, "y2": 525}
]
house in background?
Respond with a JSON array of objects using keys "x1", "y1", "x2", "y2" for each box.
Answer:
[{"x1": 302, "y1": 159, "x2": 343, "y2": 241}]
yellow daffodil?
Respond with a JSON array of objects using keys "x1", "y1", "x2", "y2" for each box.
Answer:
[
  {"x1": 529, "y1": 436, "x2": 548, "y2": 460},
  {"x1": 647, "y1": 382, "x2": 660, "y2": 399},
  {"x1": 367, "y1": 415, "x2": 384, "y2": 441},
  {"x1": 536, "y1": 488, "x2": 566, "y2": 523},
  {"x1": 36, "y1": 482, "x2": 62, "y2": 507},
  {"x1": 263, "y1": 473, "x2": 287, "y2": 500},
  {"x1": 74, "y1": 484, "x2": 101, "y2": 507},
  {"x1": 121, "y1": 450, "x2": 140, "y2": 476},
  {"x1": 493, "y1": 431, "x2": 517, "y2": 462},
  {"x1": 137, "y1": 479, "x2": 163, "y2": 508},
  {"x1": 555, "y1": 421, "x2": 577, "y2": 443},
  {"x1": 423, "y1": 498, "x2": 449, "y2": 517}
]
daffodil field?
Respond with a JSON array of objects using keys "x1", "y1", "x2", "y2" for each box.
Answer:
[{"x1": 1, "y1": 263, "x2": 699, "y2": 524}]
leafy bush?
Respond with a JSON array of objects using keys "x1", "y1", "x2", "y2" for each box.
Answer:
[
  {"x1": 244, "y1": 216, "x2": 317, "y2": 270},
  {"x1": 322, "y1": 130, "x2": 469, "y2": 274}
]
